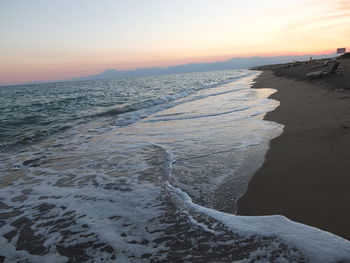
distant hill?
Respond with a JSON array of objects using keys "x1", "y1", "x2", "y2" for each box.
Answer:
[{"x1": 74, "y1": 54, "x2": 336, "y2": 81}]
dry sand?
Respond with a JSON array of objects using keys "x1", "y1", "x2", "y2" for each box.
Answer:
[{"x1": 237, "y1": 68, "x2": 350, "y2": 240}]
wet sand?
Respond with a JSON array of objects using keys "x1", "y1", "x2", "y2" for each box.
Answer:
[{"x1": 237, "y1": 69, "x2": 350, "y2": 240}]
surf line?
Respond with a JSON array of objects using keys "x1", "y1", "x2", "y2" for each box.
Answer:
[{"x1": 174, "y1": 143, "x2": 260, "y2": 163}]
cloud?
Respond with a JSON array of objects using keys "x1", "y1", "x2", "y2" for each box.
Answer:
[
  {"x1": 336, "y1": 0, "x2": 350, "y2": 10},
  {"x1": 284, "y1": 0, "x2": 350, "y2": 32}
]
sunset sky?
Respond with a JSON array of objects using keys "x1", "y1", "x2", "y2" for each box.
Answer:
[{"x1": 0, "y1": 0, "x2": 349, "y2": 85}]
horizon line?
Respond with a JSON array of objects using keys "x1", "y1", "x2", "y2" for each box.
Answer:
[{"x1": 0, "y1": 51, "x2": 339, "y2": 87}]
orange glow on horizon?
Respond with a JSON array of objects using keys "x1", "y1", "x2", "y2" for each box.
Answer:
[{"x1": 1, "y1": 47, "x2": 347, "y2": 86}]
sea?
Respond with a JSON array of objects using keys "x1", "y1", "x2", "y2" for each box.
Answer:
[{"x1": 0, "y1": 69, "x2": 349, "y2": 263}]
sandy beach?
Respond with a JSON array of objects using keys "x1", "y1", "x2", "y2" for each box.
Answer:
[{"x1": 238, "y1": 57, "x2": 350, "y2": 240}]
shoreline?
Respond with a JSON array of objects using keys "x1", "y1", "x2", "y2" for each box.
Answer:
[{"x1": 237, "y1": 70, "x2": 350, "y2": 240}]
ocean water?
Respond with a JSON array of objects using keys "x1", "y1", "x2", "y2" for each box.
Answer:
[{"x1": 0, "y1": 70, "x2": 350, "y2": 262}]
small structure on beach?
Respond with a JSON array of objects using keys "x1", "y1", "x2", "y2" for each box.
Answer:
[{"x1": 337, "y1": 48, "x2": 346, "y2": 54}]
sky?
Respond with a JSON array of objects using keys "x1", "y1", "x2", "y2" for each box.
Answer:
[{"x1": 0, "y1": 0, "x2": 349, "y2": 85}]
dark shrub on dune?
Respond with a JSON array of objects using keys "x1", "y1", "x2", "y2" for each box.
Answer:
[{"x1": 339, "y1": 52, "x2": 350, "y2": 59}]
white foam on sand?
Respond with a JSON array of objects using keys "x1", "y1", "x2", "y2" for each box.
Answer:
[{"x1": 167, "y1": 182, "x2": 350, "y2": 263}]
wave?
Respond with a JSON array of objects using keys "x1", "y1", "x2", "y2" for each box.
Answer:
[
  {"x1": 94, "y1": 75, "x2": 251, "y2": 119},
  {"x1": 106, "y1": 86, "x2": 255, "y2": 126},
  {"x1": 96, "y1": 90, "x2": 195, "y2": 118},
  {"x1": 0, "y1": 125, "x2": 71, "y2": 149},
  {"x1": 0, "y1": 72, "x2": 254, "y2": 149}
]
